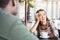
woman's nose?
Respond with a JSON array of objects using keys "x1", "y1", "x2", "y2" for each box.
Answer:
[{"x1": 42, "y1": 16, "x2": 44, "y2": 18}]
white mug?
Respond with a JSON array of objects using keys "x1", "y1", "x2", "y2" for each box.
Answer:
[{"x1": 40, "y1": 32, "x2": 49, "y2": 38}]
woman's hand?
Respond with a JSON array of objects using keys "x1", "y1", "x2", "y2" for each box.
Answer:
[
  {"x1": 30, "y1": 13, "x2": 40, "y2": 32},
  {"x1": 35, "y1": 13, "x2": 40, "y2": 22},
  {"x1": 45, "y1": 26, "x2": 55, "y2": 38}
]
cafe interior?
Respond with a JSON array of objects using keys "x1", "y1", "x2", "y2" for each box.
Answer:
[{"x1": 17, "y1": 0, "x2": 60, "y2": 40}]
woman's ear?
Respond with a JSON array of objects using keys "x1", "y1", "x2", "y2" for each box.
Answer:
[{"x1": 12, "y1": 0, "x2": 15, "y2": 6}]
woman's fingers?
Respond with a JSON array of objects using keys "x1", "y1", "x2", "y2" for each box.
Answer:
[{"x1": 35, "y1": 13, "x2": 39, "y2": 21}]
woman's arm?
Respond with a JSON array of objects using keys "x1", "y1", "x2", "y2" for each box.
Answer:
[
  {"x1": 30, "y1": 13, "x2": 40, "y2": 32},
  {"x1": 45, "y1": 27, "x2": 55, "y2": 38},
  {"x1": 51, "y1": 21, "x2": 59, "y2": 38},
  {"x1": 52, "y1": 27, "x2": 59, "y2": 38},
  {"x1": 46, "y1": 21, "x2": 59, "y2": 38},
  {"x1": 30, "y1": 21, "x2": 39, "y2": 32}
]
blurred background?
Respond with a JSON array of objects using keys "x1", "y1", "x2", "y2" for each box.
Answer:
[
  {"x1": 16, "y1": 0, "x2": 60, "y2": 38},
  {"x1": 16, "y1": 0, "x2": 60, "y2": 30}
]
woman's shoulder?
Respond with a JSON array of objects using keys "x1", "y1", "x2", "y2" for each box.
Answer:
[
  {"x1": 47, "y1": 20, "x2": 56, "y2": 28},
  {"x1": 49, "y1": 20, "x2": 59, "y2": 29},
  {"x1": 47, "y1": 20, "x2": 55, "y2": 24}
]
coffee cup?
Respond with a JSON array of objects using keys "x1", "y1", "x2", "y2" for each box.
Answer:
[{"x1": 40, "y1": 32, "x2": 49, "y2": 38}]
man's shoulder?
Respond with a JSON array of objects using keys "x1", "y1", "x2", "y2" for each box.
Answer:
[
  {"x1": 1, "y1": 9, "x2": 20, "y2": 20},
  {"x1": 0, "y1": 9, "x2": 23, "y2": 39},
  {"x1": 0, "y1": 9, "x2": 22, "y2": 27}
]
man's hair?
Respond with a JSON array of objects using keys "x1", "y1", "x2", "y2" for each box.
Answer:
[{"x1": 0, "y1": 0, "x2": 10, "y2": 8}]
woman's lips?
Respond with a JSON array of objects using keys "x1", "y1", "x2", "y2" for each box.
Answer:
[{"x1": 42, "y1": 18, "x2": 45, "y2": 20}]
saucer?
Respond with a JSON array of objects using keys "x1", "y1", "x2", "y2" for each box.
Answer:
[{"x1": 40, "y1": 36, "x2": 49, "y2": 38}]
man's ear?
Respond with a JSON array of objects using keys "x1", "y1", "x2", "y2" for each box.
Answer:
[{"x1": 12, "y1": 0, "x2": 15, "y2": 6}]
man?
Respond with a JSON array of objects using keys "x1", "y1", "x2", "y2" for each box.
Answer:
[{"x1": 0, "y1": 0, "x2": 39, "y2": 40}]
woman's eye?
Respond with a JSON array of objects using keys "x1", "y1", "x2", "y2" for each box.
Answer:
[
  {"x1": 43, "y1": 14, "x2": 46, "y2": 15},
  {"x1": 38, "y1": 15, "x2": 41, "y2": 17}
]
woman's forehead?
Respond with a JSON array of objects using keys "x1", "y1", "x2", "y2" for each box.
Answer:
[{"x1": 38, "y1": 11, "x2": 46, "y2": 14}]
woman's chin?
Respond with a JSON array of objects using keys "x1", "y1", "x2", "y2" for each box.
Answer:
[{"x1": 41, "y1": 20, "x2": 46, "y2": 22}]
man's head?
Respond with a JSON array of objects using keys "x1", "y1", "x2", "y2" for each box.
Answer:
[{"x1": 0, "y1": 0, "x2": 17, "y2": 15}]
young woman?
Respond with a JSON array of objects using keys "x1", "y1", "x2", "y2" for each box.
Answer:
[{"x1": 30, "y1": 9, "x2": 59, "y2": 40}]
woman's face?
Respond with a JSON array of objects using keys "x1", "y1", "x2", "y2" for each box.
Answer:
[{"x1": 38, "y1": 11, "x2": 47, "y2": 22}]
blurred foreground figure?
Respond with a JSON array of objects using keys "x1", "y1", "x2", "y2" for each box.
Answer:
[{"x1": 0, "y1": 0, "x2": 39, "y2": 40}]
